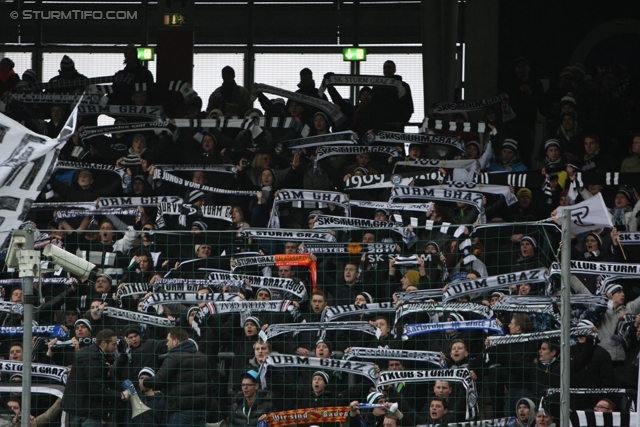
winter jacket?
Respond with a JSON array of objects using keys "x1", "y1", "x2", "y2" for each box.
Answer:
[
  {"x1": 515, "y1": 397, "x2": 536, "y2": 427},
  {"x1": 228, "y1": 390, "x2": 273, "y2": 427}
]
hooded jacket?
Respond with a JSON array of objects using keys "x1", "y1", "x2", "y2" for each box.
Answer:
[{"x1": 515, "y1": 398, "x2": 536, "y2": 427}]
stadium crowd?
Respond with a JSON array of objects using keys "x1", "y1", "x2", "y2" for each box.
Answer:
[{"x1": 0, "y1": 48, "x2": 639, "y2": 427}]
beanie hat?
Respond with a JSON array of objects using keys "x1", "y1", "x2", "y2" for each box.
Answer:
[
  {"x1": 560, "y1": 93, "x2": 576, "y2": 108},
  {"x1": 312, "y1": 371, "x2": 330, "y2": 385},
  {"x1": 502, "y1": 139, "x2": 518, "y2": 153},
  {"x1": 425, "y1": 241, "x2": 440, "y2": 253},
  {"x1": 367, "y1": 391, "x2": 385, "y2": 405},
  {"x1": 405, "y1": 269, "x2": 420, "y2": 286},
  {"x1": 586, "y1": 232, "x2": 602, "y2": 249},
  {"x1": 354, "y1": 167, "x2": 369, "y2": 176},
  {"x1": 447, "y1": 312, "x2": 464, "y2": 322},
  {"x1": 313, "y1": 111, "x2": 330, "y2": 123},
  {"x1": 138, "y1": 367, "x2": 155, "y2": 378},
  {"x1": 575, "y1": 319, "x2": 595, "y2": 335},
  {"x1": 60, "y1": 55, "x2": 75, "y2": 70},
  {"x1": 22, "y1": 69, "x2": 36, "y2": 82},
  {"x1": 360, "y1": 292, "x2": 374, "y2": 304},
  {"x1": 561, "y1": 110, "x2": 577, "y2": 120},
  {"x1": 96, "y1": 272, "x2": 113, "y2": 283},
  {"x1": 374, "y1": 208, "x2": 389, "y2": 217},
  {"x1": 517, "y1": 188, "x2": 532, "y2": 199},
  {"x1": 120, "y1": 154, "x2": 141, "y2": 167},
  {"x1": 256, "y1": 287, "x2": 272, "y2": 299},
  {"x1": 308, "y1": 210, "x2": 323, "y2": 220},
  {"x1": 188, "y1": 190, "x2": 206, "y2": 203},
  {"x1": 466, "y1": 140, "x2": 481, "y2": 152},
  {"x1": 616, "y1": 188, "x2": 634, "y2": 204},
  {"x1": 74, "y1": 318, "x2": 92, "y2": 332},
  {"x1": 244, "y1": 316, "x2": 261, "y2": 329},
  {"x1": 191, "y1": 220, "x2": 208, "y2": 231},
  {"x1": 122, "y1": 325, "x2": 141, "y2": 337},
  {"x1": 315, "y1": 339, "x2": 333, "y2": 353},
  {"x1": 359, "y1": 86, "x2": 373, "y2": 96},
  {"x1": 604, "y1": 283, "x2": 623, "y2": 295},
  {"x1": 491, "y1": 291, "x2": 504, "y2": 298},
  {"x1": 560, "y1": 67, "x2": 572, "y2": 78},
  {"x1": 272, "y1": 98, "x2": 285, "y2": 106},
  {"x1": 521, "y1": 235, "x2": 537, "y2": 248},
  {"x1": 544, "y1": 139, "x2": 561, "y2": 151}
]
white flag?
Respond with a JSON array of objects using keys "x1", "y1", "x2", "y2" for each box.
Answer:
[
  {"x1": 554, "y1": 193, "x2": 613, "y2": 234},
  {"x1": 0, "y1": 99, "x2": 80, "y2": 247}
]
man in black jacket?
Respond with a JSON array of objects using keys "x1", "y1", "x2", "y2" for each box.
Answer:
[
  {"x1": 61, "y1": 328, "x2": 127, "y2": 427},
  {"x1": 140, "y1": 327, "x2": 208, "y2": 427}
]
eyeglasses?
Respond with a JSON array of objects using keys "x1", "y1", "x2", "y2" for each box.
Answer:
[
  {"x1": 241, "y1": 383, "x2": 257, "y2": 388},
  {"x1": 594, "y1": 405, "x2": 611, "y2": 411}
]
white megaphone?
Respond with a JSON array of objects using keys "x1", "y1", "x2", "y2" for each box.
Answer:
[
  {"x1": 206, "y1": 421, "x2": 227, "y2": 427},
  {"x1": 122, "y1": 380, "x2": 151, "y2": 418},
  {"x1": 42, "y1": 244, "x2": 97, "y2": 281}
]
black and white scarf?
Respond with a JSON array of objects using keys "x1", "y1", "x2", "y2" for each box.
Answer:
[
  {"x1": 175, "y1": 116, "x2": 311, "y2": 137},
  {"x1": 0, "y1": 361, "x2": 68, "y2": 384},
  {"x1": 97, "y1": 195, "x2": 182, "y2": 208},
  {"x1": 154, "y1": 277, "x2": 248, "y2": 293},
  {"x1": 54, "y1": 207, "x2": 140, "y2": 219},
  {"x1": 442, "y1": 268, "x2": 547, "y2": 302},
  {"x1": 259, "y1": 354, "x2": 378, "y2": 389},
  {"x1": 102, "y1": 306, "x2": 175, "y2": 328},
  {"x1": 417, "y1": 181, "x2": 517, "y2": 206},
  {"x1": 240, "y1": 228, "x2": 336, "y2": 242},
  {"x1": 152, "y1": 167, "x2": 257, "y2": 196},
  {"x1": 392, "y1": 158, "x2": 478, "y2": 171},
  {"x1": 116, "y1": 283, "x2": 152, "y2": 299},
  {"x1": 268, "y1": 189, "x2": 350, "y2": 228},
  {"x1": 285, "y1": 132, "x2": 357, "y2": 150},
  {"x1": 390, "y1": 186, "x2": 486, "y2": 222},
  {"x1": 403, "y1": 319, "x2": 504, "y2": 338},
  {"x1": 0, "y1": 325, "x2": 69, "y2": 336},
  {"x1": 345, "y1": 171, "x2": 448, "y2": 191},
  {"x1": 347, "y1": 199, "x2": 433, "y2": 211},
  {"x1": 301, "y1": 242, "x2": 398, "y2": 255},
  {"x1": 77, "y1": 104, "x2": 162, "y2": 118},
  {"x1": 322, "y1": 302, "x2": 397, "y2": 322},
  {"x1": 25, "y1": 74, "x2": 132, "y2": 92},
  {"x1": 318, "y1": 74, "x2": 407, "y2": 98},
  {"x1": 79, "y1": 121, "x2": 174, "y2": 140},
  {"x1": 377, "y1": 368, "x2": 478, "y2": 420},
  {"x1": 155, "y1": 164, "x2": 238, "y2": 174},
  {"x1": 207, "y1": 271, "x2": 307, "y2": 300},
  {"x1": 252, "y1": 83, "x2": 347, "y2": 126},
  {"x1": 397, "y1": 302, "x2": 493, "y2": 320},
  {"x1": 261, "y1": 321, "x2": 377, "y2": 342},
  {"x1": 419, "y1": 118, "x2": 492, "y2": 134},
  {"x1": 393, "y1": 289, "x2": 444, "y2": 302},
  {"x1": 569, "y1": 411, "x2": 636, "y2": 427},
  {"x1": 10, "y1": 93, "x2": 106, "y2": 105},
  {"x1": 372, "y1": 131, "x2": 464, "y2": 151},
  {"x1": 570, "y1": 260, "x2": 639, "y2": 276},
  {"x1": 498, "y1": 295, "x2": 609, "y2": 308},
  {"x1": 316, "y1": 145, "x2": 401, "y2": 161},
  {"x1": 430, "y1": 94, "x2": 508, "y2": 114},
  {"x1": 157, "y1": 202, "x2": 233, "y2": 222},
  {"x1": 342, "y1": 347, "x2": 444, "y2": 366},
  {"x1": 55, "y1": 160, "x2": 127, "y2": 180},
  {"x1": 485, "y1": 327, "x2": 596, "y2": 347}
]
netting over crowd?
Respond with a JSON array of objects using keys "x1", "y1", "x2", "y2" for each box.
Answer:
[{"x1": 0, "y1": 50, "x2": 639, "y2": 427}]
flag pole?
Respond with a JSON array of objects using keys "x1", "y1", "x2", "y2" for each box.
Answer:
[{"x1": 561, "y1": 210, "x2": 572, "y2": 427}]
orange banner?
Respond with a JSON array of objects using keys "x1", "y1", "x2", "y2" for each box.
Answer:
[{"x1": 267, "y1": 406, "x2": 349, "y2": 427}]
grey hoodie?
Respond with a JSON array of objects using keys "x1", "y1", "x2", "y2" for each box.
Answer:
[{"x1": 516, "y1": 398, "x2": 536, "y2": 427}]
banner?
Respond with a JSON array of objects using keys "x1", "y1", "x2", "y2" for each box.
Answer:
[
  {"x1": 617, "y1": 232, "x2": 640, "y2": 245},
  {"x1": 240, "y1": 228, "x2": 337, "y2": 243},
  {"x1": 0, "y1": 95, "x2": 79, "y2": 248},
  {"x1": 322, "y1": 302, "x2": 397, "y2": 322},
  {"x1": 0, "y1": 360, "x2": 68, "y2": 384},
  {"x1": 554, "y1": 193, "x2": 613, "y2": 234},
  {"x1": 153, "y1": 167, "x2": 257, "y2": 196},
  {"x1": 370, "y1": 131, "x2": 464, "y2": 151},
  {"x1": 443, "y1": 268, "x2": 547, "y2": 302},
  {"x1": 403, "y1": 319, "x2": 504, "y2": 338},
  {"x1": 267, "y1": 407, "x2": 349, "y2": 427},
  {"x1": 570, "y1": 260, "x2": 639, "y2": 276},
  {"x1": 318, "y1": 74, "x2": 407, "y2": 98},
  {"x1": 285, "y1": 132, "x2": 357, "y2": 150},
  {"x1": 207, "y1": 271, "x2": 307, "y2": 300},
  {"x1": 316, "y1": 145, "x2": 401, "y2": 161},
  {"x1": 431, "y1": 94, "x2": 507, "y2": 114},
  {"x1": 252, "y1": 84, "x2": 347, "y2": 126},
  {"x1": 342, "y1": 347, "x2": 443, "y2": 366},
  {"x1": 259, "y1": 354, "x2": 378, "y2": 389}
]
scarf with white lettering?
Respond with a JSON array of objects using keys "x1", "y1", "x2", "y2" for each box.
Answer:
[
  {"x1": 175, "y1": 116, "x2": 311, "y2": 137},
  {"x1": 231, "y1": 254, "x2": 317, "y2": 288},
  {"x1": 152, "y1": 167, "x2": 257, "y2": 196},
  {"x1": 491, "y1": 300, "x2": 557, "y2": 316},
  {"x1": 372, "y1": 131, "x2": 464, "y2": 152},
  {"x1": 55, "y1": 160, "x2": 127, "y2": 180},
  {"x1": 485, "y1": 327, "x2": 595, "y2": 347},
  {"x1": 393, "y1": 289, "x2": 444, "y2": 302},
  {"x1": 377, "y1": 368, "x2": 478, "y2": 419},
  {"x1": 0, "y1": 325, "x2": 69, "y2": 337},
  {"x1": 420, "y1": 118, "x2": 492, "y2": 134},
  {"x1": 430, "y1": 94, "x2": 508, "y2": 114},
  {"x1": 77, "y1": 104, "x2": 162, "y2": 118},
  {"x1": 313, "y1": 215, "x2": 415, "y2": 244},
  {"x1": 318, "y1": 74, "x2": 407, "y2": 98},
  {"x1": 261, "y1": 321, "x2": 378, "y2": 342},
  {"x1": 390, "y1": 186, "x2": 486, "y2": 222},
  {"x1": 268, "y1": 189, "x2": 350, "y2": 228},
  {"x1": 321, "y1": 302, "x2": 397, "y2": 322},
  {"x1": 285, "y1": 131, "x2": 357, "y2": 150},
  {"x1": 397, "y1": 302, "x2": 493, "y2": 320},
  {"x1": 345, "y1": 171, "x2": 449, "y2": 191},
  {"x1": 267, "y1": 407, "x2": 349, "y2": 427},
  {"x1": 153, "y1": 277, "x2": 248, "y2": 293},
  {"x1": 0, "y1": 301, "x2": 24, "y2": 315},
  {"x1": 207, "y1": 271, "x2": 307, "y2": 300},
  {"x1": 417, "y1": 181, "x2": 517, "y2": 206},
  {"x1": 259, "y1": 354, "x2": 378, "y2": 389},
  {"x1": 98, "y1": 196, "x2": 183, "y2": 208},
  {"x1": 347, "y1": 199, "x2": 433, "y2": 212},
  {"x1": 54, "y1": 207, "x2": 140, "y2": 219},
  {"x1": 403, "y1": 319, "x2": 504, "y2": 338},
  {"x1": 416, "y1": 417, "x2": 515, "y2": 427},
  {"x1": 301, "y1": 242, "x2": 398, "y2": 255},
  {"x1": 101, "y1": 307, "x2": 175, "y2": 328},
  {"x1": 442, "y1": 268, "x2": 547, "y2": 302},
  {"x1": 141, "y1": 292, "x2": 232, "y2": 310},
  {"x1": 10, "y1": 93, "x2": 105, "y2": 105},
  {"x1": 240, "y1": 228, "x2": 337, "y2": 243},
  {"x1": 155, "y1": 164, "x2": 238, "y2": 174},
  {"x1": 116, "y1": 283, "x2": 152, "y2": 299},
  {"x1": 316, "y1": 145, "x2": 401, "y2": 161},
  {"x1": 0, "y1": 361, "x2": 68, "y2": 384},
  {"x1": 498, "y1": 295, "x2": 609, "y2": 308},
  {"x1": 157, "y1": 202, "x2": 233, "y2": 222},
  {"x1": 570, "y1": 260, "x2": 639, "y2": 276},
  {"x1": 252, "y1": 84, "x2": 347, "y2": 126},
  {"x1": 392, "y1": 158, "x2": 478, "y2": 172},
  {"x1": 342, "y1": 347, "x2": 443, "y2": 366},
  {"x1": 79, "y1": 121, "x2": 175, "y2": 140}
]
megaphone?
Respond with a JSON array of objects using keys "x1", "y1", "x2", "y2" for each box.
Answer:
[
  {"x1": 206, "y1": 421, "x2": 227, "y2": 427},
  {"x1": 122, "y1": 380, "x2": 151, "y2": 418},
  {"x1": 42, "y1": 244, "x2": 97, "y2": 281}
]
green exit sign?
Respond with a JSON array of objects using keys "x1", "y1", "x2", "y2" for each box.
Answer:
[
  {"x1": 343, "y1": 48, "x2": 367, "y2": 61},
  {"x1": 137, "y1": 48, "x2": 155, "y2": 61},
  {"x1": 163, "y1": 13, "x2": 187, "y2": 26}
]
